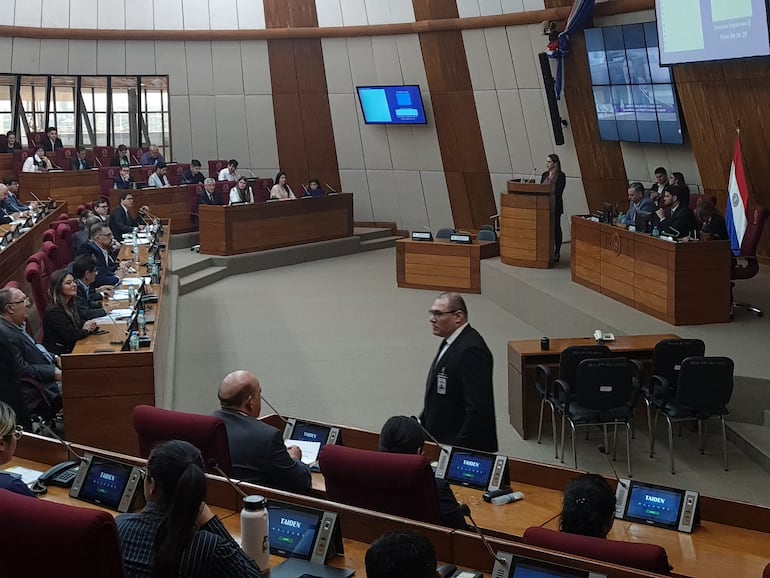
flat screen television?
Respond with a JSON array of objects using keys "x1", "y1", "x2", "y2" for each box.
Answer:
[
  {"x1": 656, "y1": 0, "x2": 770, "y2": 65},
  {"x1": 585, "y1": 22, "x2": 684, "y2": 144},
  {"x1": 356, "y1": 85, "x2": 427, "y2": 125}
]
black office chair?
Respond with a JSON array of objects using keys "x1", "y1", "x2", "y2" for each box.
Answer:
[
  {"x1": 477, "y1": 229, "x2": 497, "y2": 241},
  {"x1": 651, "y1": 356, "x2": 734, "y2": 474},
  {"x1": 643, "y1": 339, "x2": 705, "y2": 457},
  {"x1": 436, "y1": 227, "x2": 455, "y2": 239},
  {"x1": 537, "y1": 345, "x2": 610, "y2": 459},
  {"x1": 557, "y1": 357, "x2": 638, "y2": 476}
]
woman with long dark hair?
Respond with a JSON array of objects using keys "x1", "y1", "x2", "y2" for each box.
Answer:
[
  {"x1": 541, "y1": 153, "x2": 566, "y2": 262},
  {"x1": 229, "y1": 176, "x2": 254, "y2": 205},
  {"x1": 116, "y1": 440, "x2": 261, "y2": 578},
  {"x1": 560, "y1": 473, "x2": 616, "y2": 538},
  {"x1": 42, "y1": 270, "x2": 97, "y2": 355},
  {"x1": 269, "y1": 171, "x2": 296, "y2": 200}
]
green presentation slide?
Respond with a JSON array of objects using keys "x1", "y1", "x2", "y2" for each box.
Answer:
[
  {"x1": 711, "y1": 0, "x2": 752, "y2": 22},
  {"x1": 660, "y1": 0, "x2": 705, "y2": 53}
]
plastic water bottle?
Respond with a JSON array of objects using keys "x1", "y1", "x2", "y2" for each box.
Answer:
[
  {"x1": 151, "y1": 263, "x2": 160, "y2": 285},
  {"x1": 132, "y1": 227, "x2": 139, "y2": 257},
  {"x1": 128, "y1": 331, "x2": 139, "y2": 351},
  {"x1": 137, "y1": 310, "x2": 146, "y2": 336},
  {"x1": 128, "y1": 285, "x2": 136, "y2": 305},
  {"x1": 652, "y1": 225, "x2": 660, "y2": 238},
  {"x1": 241, "y1": 495, "x2": 269, "y2": 571}
]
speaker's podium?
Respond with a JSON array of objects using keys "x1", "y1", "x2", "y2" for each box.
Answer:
[{"x1": 500, "y1": 179, "x2": 554, "y2": 269}]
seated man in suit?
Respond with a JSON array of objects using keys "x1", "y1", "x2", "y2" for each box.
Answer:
[
  {"x1": 625, "y1": 182, "x2": 655, "y2": 225},
  {"x1": 78, "y1": 222, "x2": 125, "y2": 286},
  {"x1": 379, "y1": 416, "x2": 469, "y2": 530},
  {"x1": 2, "y1": 178, "x2": 33, "y2": 213},
  {"x1": 365, "y1": 530, "x2": 438, "y2": 578},
  {"x1": 182, "y1": 159, "x2": 206, "y2": 185},
  {"x1": 92, "y1": 197, "x2": 110, "y2": 224},
  {"x1": 113, "y1": 166, "x2": 135, "y2": 190},
  {"x1": 110, "y1": 191, "x2": 147, "y2": 239},
  {"x1": 655, "y1": 185, "x2": 693, "y2": 238},
  {"x1": 42, "y1": 126, "x2": 63, "y2": 152},
  {"x1": 212, "y1": 370, "x2": 311, "y2": 493},
  {"x1": 139, "y1": 144, "x2": 165, "y2": 166},
  {"x1": 72, "y1": 211, "x2": 96, "y2": 254},
  {"x1": 147, "y1": 162, "x2": 170, "y2": 188},
  {"x1": 72, "y1": 255, "x2": 115, "y2": 321},
  {"x1": 0, "y1": 184, "x2": 17, "y2": 224},
  {"x1": 69, "y1": 146, "x2": 90, "y2": 170},
  {"x1": 0, "y1": 287, "x2": 62, "y2": 415},
  {"x1": 196, "y1": 177, "x2": 220, "y2": 215}
]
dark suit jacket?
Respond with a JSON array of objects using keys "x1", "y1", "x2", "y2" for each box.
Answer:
[
  {"x1": 213, "y1": 409, "x2": 312, "y2": 493},
  {"x1": 421, "y1": 325, "x2": 498, "y2": 453},
  {"x1": 1, "y1": 142, "x2": 22, "y2": 154},
  {"x1": 69, "y1": 157, "x2": 90, "y2": 170},
  {"x1": 75, "y1": 281, "x2": 105, "y2": 321},
  {"x1": 42, "y1": 137, "x2": 63, "y2": 152},
  {"x1": 0, "y1": 318, "x2": 57, "y2": 383},
  {"x1": 113, "y1": 176, "x2": 135, "y2": 190},
  {"x1": 183, "y1": 170, "x2": 206, "y2": 185},
  {"x1": 197, "y1": 190, "x2": 220, "y2": 208},
  {"x1": 77, "y1": 241, "x2": 120, "y2": 287},
  {"x1": 42, "y1": 303, "x2": 90, "y2": 355},
  {"x1": 657, "y1": 203, "x2": 693, "y2": 237},
  {"x1": 541, "y1": 171, "x2": 566, "y2": 215},
  {"x1": 110, "y1": 206, "x2": 141, "y2": 238}
]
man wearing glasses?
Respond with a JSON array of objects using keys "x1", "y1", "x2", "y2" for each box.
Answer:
[
  {"x1": 0, "y1": 288, "x2": 62, "y2": 419},
  {"x1": 77, "y1": 222, "x2": 126, "y2": 287},
  {"x1": 110, "y1": 191, "x2": 148, "y2": 239},
  {"x1": 420, "y1": 292, "x2": 498, "y2": 453}
]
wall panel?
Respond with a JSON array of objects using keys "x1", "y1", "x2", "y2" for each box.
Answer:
[
  {"x1": 182, "y1": 0, "x2": 211, "y2": 30},
  {"x1": 124, "y1": 0, "x2": 154, "y2": 30},
  {"x1": 244, "y1": 94, "x2": 280, "y2": 171},
  {"x1": 43, "y1": 0, "x2": 71, "y2": 29},
  {"x1": 11, "y1": 38, "x2": 41, "y2": 74},
  {"x1": 96, "y1": 40, "x2": 127, "y2": 75},
  {"x1": 241, "y1": 41, "x2": 272, "y2": 95},
  {"x1": 39, "y1": 40, "x2": 70, "y2": 76},
  {"x1": 67, "y1": 40, "x2": 97, "y2": 75}
]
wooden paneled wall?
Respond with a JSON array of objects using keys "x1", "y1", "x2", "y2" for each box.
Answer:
[
  {"x1": 545, "y1": 0, "x2": 629, "y2": 213},
  {"x1": 412, "y1": 0, "x2": 498, "y2": 231},
  {"x1": 264, "y1": 0, "x2": 341, "y2": 194}
]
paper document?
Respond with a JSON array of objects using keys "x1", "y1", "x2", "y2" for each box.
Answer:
[
  {"x1": 284, "y1": 440, "x2": 321, "y2": 465},
  {"x1": 121, "y1": 278, "x2": 143, "y2": 286},
  {"x1": 4, "y1": 466, "x2": 42, "y2": 485}
]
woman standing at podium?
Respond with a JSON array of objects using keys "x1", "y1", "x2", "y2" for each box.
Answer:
[{"x1": 541, "y1": 153, "x2": 566, "y2": 263}]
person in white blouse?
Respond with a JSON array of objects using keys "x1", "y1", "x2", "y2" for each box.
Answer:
[
  {"x1": 218, "y1": 159, "x2": 240, "y2": 182},
  {"x1": 229, "y1": 177, "x2": 254, "y2": 205},
  {"x1": 270, "y1": 171, "x2": 296, "y2": 200},
  {"x1": 21, "y1": 146, "x2": 53, "y2": 173}
]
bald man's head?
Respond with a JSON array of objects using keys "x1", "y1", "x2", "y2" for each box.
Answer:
[{"x1": 218, "y1": 370, "x2": 261, "y2": 416}]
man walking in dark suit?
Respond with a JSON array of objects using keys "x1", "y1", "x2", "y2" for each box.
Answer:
[
  {"x1": 212, "y1": 370, "x2": 311, "y2": 493},
  {"x1": 420, "y1": 292, "x2": 498, "y2": 453}
]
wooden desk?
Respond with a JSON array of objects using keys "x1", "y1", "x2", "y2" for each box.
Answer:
[
  {"x1": 396, "y1": 238, "x2": 500, "y2": 294},
  {"x1": 0, "y1": 152, "x2": 13, "y2": 175},
  {"x1": 61, "y1": 227, "x2": 173, "y2": 456},
  {"x1": 500, "y1": 181, "x2": 554, "y2": 269},
  {"x1": 571, "y1": 217, "x2": 731, "y2": 325},
  {"x1": 108, "y1": 186, "x2": 195, "y2": 234},
  {"x1": 507, "y1": 334, "x2": 678, "y2": 440},
  {"x1": 198, "y1": 194, "x2": 354, "y2": 255},
  {"x1": 19, "y1": 169, "x2": 101, "y2": 210},
  {"x1": 0, "y1": 203, "x2": 67, "y2": 293}
]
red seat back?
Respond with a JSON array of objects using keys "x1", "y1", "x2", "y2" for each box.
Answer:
[
  {"x1": 130, "y1": 147, "x2": 145, "y2": 164},
  {"x1": 55, "y1": 222, "x2": 74, "y2": 266},
  {"x1": 26, "y1": 131, "x2": 45, "y2": 149},
  {"x1": 208, "y1": 159, "x2": 228, "y2": 179},
  {"x1": 24, "y1": 261, "x2": 49, "y2": 324},
  {"x1": 169, "y1": 163, "x2": 189, "y2": 186},
  {"x1": 57, "y1": 147, "x2": 77, "y2": 169},
  {"x1": 132, "y1": 405, "x2": 233, "y2": 475},
  {"x1": 523, "y1": 527, "x2": 671, "y2": 575},
  {"x1": 93, "y1": 146, "x2": 115, "y2": 166},
  {"x1": 12, "y1": 149, "x2": 30, "y2": 175},
  {"x1": 0, "y1": 489, "x2": 125, "y2": 577},
  {"x1": 319, "y1": 445, "x2": 442, "y2": 525},
  {"x1": 99, "y1": 166, "x2": 121, "y2": 198},
  {"x1": 42, "y1": 240, "x2": 63, "y2": 271}
]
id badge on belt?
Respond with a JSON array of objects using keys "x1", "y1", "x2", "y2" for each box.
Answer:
[{"x1": 437, "y1": 369, "x2": 447, "y2": 395}]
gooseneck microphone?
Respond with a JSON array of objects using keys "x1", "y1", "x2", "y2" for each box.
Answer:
[
  {"x1": 461, "y1": 504, "x2": 508, "y2": 565},
  {"x1": 207, "y1": 459, "x2": 248, "y2": 499},
  {"x1": 260, "y1": 393, "x2": 289, "y2": 426},
  {"x1": 41, "y1": 422, "x2": 84, "y2": 462},
  {"x1": 598, "y1": 444, "x2": 627, "y2": 488}
]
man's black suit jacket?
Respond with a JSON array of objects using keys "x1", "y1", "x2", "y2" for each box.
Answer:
[
  {"x1": 69, "y1": 158, "x2": 91, "y2": 170},
  {"x1": 421, "y1": 325, "x2": 498, "y2": 453},
  {"x1": 657, "y1": 204, "x2": 693, "y2": 237},
  {"x1": 0, "y1": 318, "x2": 57, "y2": 383},
  {"x1": 75, "y1": 282, "x2": 105, "y2": 321},
  {"x1": 77, "y1": 241, "x2": 119, "y2": 287},
  {"x1": 110, "y1": 206, "x2": 141, "y2": 239},
  {"x1": 42, "y1": 138, "x2": 63, "y2": 152}
]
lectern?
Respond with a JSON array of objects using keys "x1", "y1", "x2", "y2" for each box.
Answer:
[{"x1": 500, "y1": 179, "x2": 554, "y2": 269}]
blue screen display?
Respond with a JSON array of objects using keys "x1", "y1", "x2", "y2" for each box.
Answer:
[
  {"x1": 268, "y1": 504, "x2": 321, "y2": 559},
  {"x1": 290, "y1": 422, "x2": 331, "y2": 446},
  {"x1": 513, "y1": 559, "x2": 589, "y2": 578},
  {"x1": 356, "y1": 85, "x2": 428, "y2": 125},
  {"x1": 445, "y1": 450, "x2": 494, "y2": 487},
  {"x1": 585, "y1": 22, "x2": 683, "y2": 144},
  {"x1": 79, "y1": 458, "x2": 132, "y2": 508},
  {"x1": 625, "y1": 484, "x2": 683, "y2": 526}
]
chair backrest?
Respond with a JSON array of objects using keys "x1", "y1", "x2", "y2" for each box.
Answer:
[
  {"x1": 27, "y1": 131, "x2": 46, "y2": 148},
  {"x1": 477, "y1": 229, "x2": 497, "y2": 241},
  {"x1": 169, "y1": 163, "x2": 189, "y2": 186},
  {"x1": 130, "y1": 147, "x2": 145, "y2": 164},
  {"x1": 215, "y1": 180, "x2": 232, "y2": 203},
  {"x1": 42, "y1": 240, "x2": 63, "y2": 271},
  {"x1": 651, "y1": 339, "x2": 705, "y2": 386},
  {"x1": 12, "y1": 149, "x2": 30, "y2": 175},
  {"x1": 436, "y1": 227, "x2": 455, "y2": 239},
  {"x1": 0, "y1": 489, "x2": 126, "y2": 577},
  {"x1": 676, "y1": 356, "x2": 734, "y2": 411},
  {"x1": 208, "y1": 159, "x2": 228, "y2": 178},
  {"x1": 93, "y1": 146, "x2": 115, "y2": 166},
  {"x1": 25, "y1": 261, "x2": 50, "y2": 323},
  {"x1": 575, "y1": 358, "x2": 635, "y2": 413},
  {"x1": 55, "y1": 222, "x2": 74, "y2": 265},
  {"x1": 738, "y1": 206, "x2": 769, "y2": 258},
  {"x1": 99, "y1": 166, "x2": 121, "y2": 197},
  {"x1": 522, "y1": 527, "x2": 671, "y2": 575},
  {"x1": 57, "y1": 147, "x2": 77, "y2": 168},
  {"x1": 559, "y1": 345, "x2": 611, "y2": 388},
  {"x1": 42, "y1": 228, "x2": 56, "y2": 245},
  {"x1": 319, "y1": 445, "x2": 442, "y2": 525},
  {"x1": 132, "y1": 405, "x2": 233, "y2": 475},
  {"x1": 763, "y1": 562, "x2": 770, "y2": 578}
]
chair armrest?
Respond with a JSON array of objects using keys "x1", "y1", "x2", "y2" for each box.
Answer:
[
  {"x1": 535, "y1": 364, "x2": 552, "y2": 397},
  {"x1": 649, "y1": 374, "x2": 672, "y2": 403},
  {"x1": 20, "y1": 377, "x2": 55, "y2": 410},
  {"x1": 554, "y1": 378, "x2": 571, "y2": 411}
]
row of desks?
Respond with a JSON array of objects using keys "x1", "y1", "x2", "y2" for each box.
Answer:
[{"x1": 10, "y1": 434, "x2": 696, "y2": 578}]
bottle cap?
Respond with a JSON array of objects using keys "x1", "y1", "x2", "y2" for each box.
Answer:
[{"x1": 243, "y1": 495, "x2": 267, "y2": 511}]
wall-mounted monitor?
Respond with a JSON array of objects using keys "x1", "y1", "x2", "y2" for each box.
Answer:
[
  {"x1": 585, "y1": 22, "x2": 684, "y2": 144},
  {"x1": 356, "y1": 85, "x2": 427, "y2": 125},
  {"x1": 656, "y1": 0, "x2": 770, "y2": 65}
]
